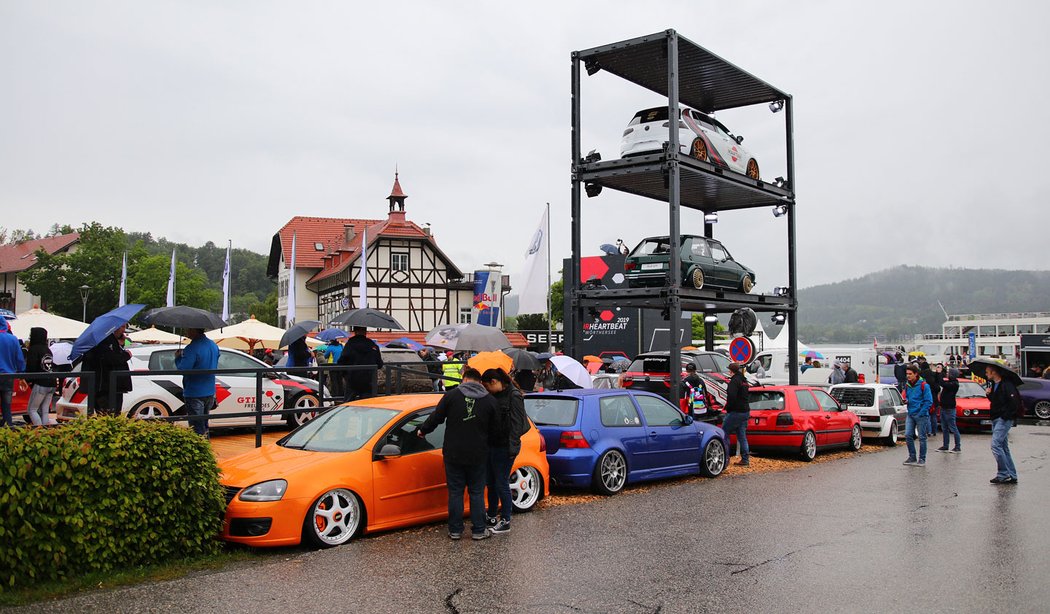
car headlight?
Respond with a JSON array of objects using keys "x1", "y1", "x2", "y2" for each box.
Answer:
[{"x1": 239, "y1": 479, "x2": 288, "y2": 502}]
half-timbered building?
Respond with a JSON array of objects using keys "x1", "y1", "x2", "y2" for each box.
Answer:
[{"x1": 267, "y1": 175, "x2": 502, "y2": 331}]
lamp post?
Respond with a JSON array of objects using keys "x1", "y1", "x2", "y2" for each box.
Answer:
[
  {"x1": 483, "y1": 261, "x2": 504, "y2": 328},
  {"x1": 79, "y1": 284, "x2": 90, "y2": 322}
]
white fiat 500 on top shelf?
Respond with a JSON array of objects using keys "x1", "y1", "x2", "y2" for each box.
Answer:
[
  {"x1": 56, "y1": 345, "x2": 326, "y2": 428},
  {"x1": 619, "y1": 106, "x2": 760, "y2": 180}
]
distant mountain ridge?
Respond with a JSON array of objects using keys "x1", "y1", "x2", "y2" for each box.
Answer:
[{"x1": 797, "y1": 265, "x2": 1050, "y2": 343}]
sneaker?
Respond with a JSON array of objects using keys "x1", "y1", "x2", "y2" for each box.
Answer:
[
  {"x1": 903, "y1": 458, "x2": 917, "y2": 466},
  {"x1": 1004, "y1": 477, "x2": 1018, "y2": 485},
  {"x1": 734, "y1": 460, "x2": 750, "y2": 467},
  {"x1": 916, "y1": 460, "x2": 925, "y2": 466},
  {"x1": 950, "y1": 449, "x2": 961, "y2": 453},
  {"x1": 471, "y1": 529, "x2": 491, "y2": 540},
  {"x1": 486, "y1": 514, "x2": 498, "y2": 528},
  {"x1": 449, "y1": 531, "x2": 462, "y2": 540},
  {"x1": 936, "y1": 447, "x2": 949, "y2": 452},
  {"x1": 990, "y1": 477, "x2": 1007, "y2": 484},
  {"x1": 490, "y1": 519, "x2": 511, "y2": 534}
]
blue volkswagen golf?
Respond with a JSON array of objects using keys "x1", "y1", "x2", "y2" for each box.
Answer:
[{"x1": 524, "y1": 389, "x2": 727, "y2": 495}]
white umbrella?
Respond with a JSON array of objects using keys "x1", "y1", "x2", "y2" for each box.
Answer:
[
  {"x1": 9, "y1": 307, "x2": 88, "y2": 340},
  {"x1": 128, "y1": 326, "x2": 187, "y2": 344},
  {"x1": 207, "y1": 316, "x2": 323, "y2": 351},
  {"x1": 550, "y1": 355, "x2": 593, "y2": 389}
]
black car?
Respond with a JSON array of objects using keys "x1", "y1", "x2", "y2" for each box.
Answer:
[
  {"x1": 624, "y1": 235, "x2": 756, "y2": 293},
  {"x1": 620, "y1": 350, "x2": 731, "y2": 395}
]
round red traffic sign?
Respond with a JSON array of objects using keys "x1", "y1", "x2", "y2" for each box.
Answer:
[{"x1": 729, "y1": 336, "x2": 755, "y2": 364}]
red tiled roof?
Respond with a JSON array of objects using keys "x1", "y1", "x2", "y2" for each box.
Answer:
[
  {"x1": 388, "y1": 174, "x2": 406, "y2": 199},
  {"x1": 275, "y1": 217, "x2": 380, "y2": 270},
  {"x1": 0, "y1": 233, "x2": 80, "y2": 274},
  {"x1": 306, "y1": 215, "x2": 433, "y2": 284}
]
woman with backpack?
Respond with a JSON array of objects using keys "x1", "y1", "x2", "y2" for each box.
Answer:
[{"x1": 480, "y1": 368, "x2": 528, "y2": 535}]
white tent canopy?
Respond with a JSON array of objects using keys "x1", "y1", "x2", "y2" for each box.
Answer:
[
  {"x1": 206, "y1": 316, "x2": 323, "y2": 351},
  {"x1": 128, "y1": 326, "x2": 187, "y2": 344},
  {"x1": 9, "y1": 308, "x2": 88, "y2": 340}
]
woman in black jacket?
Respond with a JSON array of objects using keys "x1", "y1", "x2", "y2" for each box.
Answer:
[
  {"x1": 480, "y1": 368, "x2": 528, "y2": 534},
  {"x1": 24, "y1": 327, "x2": 55, "y2": 426}
]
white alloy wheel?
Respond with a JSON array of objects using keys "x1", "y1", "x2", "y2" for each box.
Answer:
[
  {"x1": 800, "y1": 431, "x2": 817, "y2": 461},
  {"x1": 288, "y1": 393, "x2": 320, "y2": 427},
  {"x1": 510, "y1": 466, "x2": 542, "y2": 512},
  {"x1": 129, "y1": 399, "x2": 170, "y2": 420},
  {"x1": 304, "y1": 488, "x2": 362, "y2": 548}
]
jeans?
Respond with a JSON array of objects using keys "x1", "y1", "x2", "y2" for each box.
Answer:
[
  {"x1": 905, "y1": 414, "x2": 930, "y2": 461},
  {"x1": 929, "y1": 407, "x2": 940, "y2": 434},
  {"x1": 26, "y1": 385, "x2": 55, "y2": 426},
  {"x1": 991, "y1": 418, "x2": 1017, "y2": 479},
  {"x1": 0, "y1": 387, "x2": 12, "y2": 427},
  {"x1": 940, "y1": 406, "x2": 961, "y2": 450},
  {"x1": 722, "y1": 411, "x2": 750, "y2": 461},
  {"x1": 445, "y1": 461, "x2": 487, "y2": 535},
  {"x1": 486, "y1": 447, "x2": 514, "y2": 522},
  {"x1": 185, "y1": 396, "x2": 214, "y2": 436}
]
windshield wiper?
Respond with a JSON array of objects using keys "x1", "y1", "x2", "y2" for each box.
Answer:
[{"x1": 282, "y1": 443, "x2": 305, "y2": 450}]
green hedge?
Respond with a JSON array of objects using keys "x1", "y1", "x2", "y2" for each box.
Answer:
[{"x1": 0, "y1": 418, "x2": 224, "y2": 590}]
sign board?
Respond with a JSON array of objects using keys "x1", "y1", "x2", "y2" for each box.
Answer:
[
  {"x1": 472, "y1": 270, "x2": 502, "y2": 326},
  {"x1": 520, "y1": 330, "x2": 565, "y2": 350},
  {"x1": 968, "y1": 332, "x2": 977, "y2": 359},
  {"x1": 728, "y1": 336, "x2": 755, "y2": 364}
]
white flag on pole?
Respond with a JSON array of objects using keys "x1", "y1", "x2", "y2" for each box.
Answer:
[
  {"x1": 357, "y1": 227, "x2": 368, "y2": 308},
  {"x1": 118, "y1": 251, "x2": 127, "y2": 307},
  {"x1": 221, "y1": 241, "x2": 231, "y2": 322},
  {"x1": 516, "y1": 208, "x2": 549, "y2": 315},
  {"x1": 165, "y1": 249, "x2": 176, "y2": 307},
  {"x1": 286, "y1": 233, "x2": 296, "y2": 326}
]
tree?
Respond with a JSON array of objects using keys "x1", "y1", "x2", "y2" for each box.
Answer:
[
  {"x1": 19, "y1": 223, "x2": 129, "y2": 320},
  {"x1": 690, "y1": 314, "x2": 726, "y2": 343},
  {"x1": 515, "y1": 313, "x2": 549, "y2": 331},
  {"x1": 549, "y1": 279, "x2": 564, "y2": 326},
  {"x1": 127, "y1": 254, "x2": 221, "y2": 313},
  {"x1": 246, "y1": 290, "x2": 279, "y2": 326}
]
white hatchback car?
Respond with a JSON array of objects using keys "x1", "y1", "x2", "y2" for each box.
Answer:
[
  {"x1": 620, "y1": 106, "x2": 760, "y2": 179},
  {"x1": 828, "y1": 383, "x2": 907, "y2": 446},
  {"x1": 58, "y1": 345, "x2": 325, "y2": 428}
]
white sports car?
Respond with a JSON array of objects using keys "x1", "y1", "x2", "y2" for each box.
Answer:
[
  {"x1": 620, "y1": 106, "x2": 760, "y2": 180},
  {"x1": 57, "y1": 345, "x2": 325, "y2": 428}
]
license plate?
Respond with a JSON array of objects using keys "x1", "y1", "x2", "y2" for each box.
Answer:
[
  {"x1": 980, "y1": 420, "x2": 992, "y2": 425},
  {"x1": 641, "y1": 263, "x2": 663, "y2": 270}
]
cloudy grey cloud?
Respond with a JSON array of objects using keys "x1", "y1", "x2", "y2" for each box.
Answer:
[{"x1": 2, "y1": 0, "x2": 1048, "y2": 295}]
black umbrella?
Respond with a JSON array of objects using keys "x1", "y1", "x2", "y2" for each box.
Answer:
[
  {"x1": 330, "y1": 308, "x2": 405, "y2": 330},
  {"x1": 143, "y1": 306, "x2": 227, "y2": 330},
  {"x1": 279, "y1": 320, "x2": 321, "y2": 349},
  {"x1": 968, "y1": 357, "x2": 1024, "y2": 387},
  {"x1": 503, "y1": 348, "x2": 541, "y2": 371}
]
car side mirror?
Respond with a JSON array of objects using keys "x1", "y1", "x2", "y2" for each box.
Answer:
[
  {"x1": 377, "y1": 444, "x2": 402, "y2": 459},
  {"x1": 683, "y1": 414, "x2": 694, "y2": 425},
  {"x1": 735, "y1": 135, "x2": 743, "y2": 144}
]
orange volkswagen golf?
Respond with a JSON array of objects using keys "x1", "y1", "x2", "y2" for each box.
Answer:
[{"x1": 219, "y1": 394, "x2": 549, "y2": 548}]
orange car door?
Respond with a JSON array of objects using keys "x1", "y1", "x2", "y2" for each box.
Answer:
[{"x1": 371, "y1": 410, "x2": 448, "y2": 527}]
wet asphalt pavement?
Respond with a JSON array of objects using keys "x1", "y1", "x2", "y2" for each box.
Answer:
[{"x1": 14, "y1": 425, "x2": 1050, "y2": 613}]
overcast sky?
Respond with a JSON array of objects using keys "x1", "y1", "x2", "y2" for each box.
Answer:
[{"x1": 2, "y1": 1, "x2": 1048, "y2": 296}]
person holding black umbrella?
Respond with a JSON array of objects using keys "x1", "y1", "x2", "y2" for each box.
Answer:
[
  {"x1": 983, "y1": 363, "x2": 1022, "y2": 484},
  {"x1": 337, "y1": 326, "x2": 383, "y2": 401},
  {"x1": 82, "y1": 324, "x2": 133, "y2": 416},
  {"x1": 175, "y1": 328, "x2": 219, "y2": 437}
]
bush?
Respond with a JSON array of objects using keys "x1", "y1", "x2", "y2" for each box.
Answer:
[{"x1": 0, "y1": 418, "x2": 224, "y2": 590}]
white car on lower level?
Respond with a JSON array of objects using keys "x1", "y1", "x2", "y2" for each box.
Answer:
[
  {"x1": 58, "y1": 345, "x2": 325, "y2": 428},
  {"x1": 828, "y1": 383, "x2": 907, "y2": 446},
  {"x1": 619, "y1": 106, "x2": 760, "y2": 179}
]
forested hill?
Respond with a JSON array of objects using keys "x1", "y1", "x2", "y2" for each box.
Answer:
[{"x1": 797, "y1": 266, "x2": 1050, "y2": 343}]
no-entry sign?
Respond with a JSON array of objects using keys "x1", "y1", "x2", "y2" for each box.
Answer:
[{"x1": 729, "y1": 336, "x2": 755, "y2": 364}]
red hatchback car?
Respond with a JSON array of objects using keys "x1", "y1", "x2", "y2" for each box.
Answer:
[
  {"x1": 732, "y1": 385, "x2": 862, "y2": 461},
  {"x1": 954, "y1": 378, "x2": 992, "y2": 431}
]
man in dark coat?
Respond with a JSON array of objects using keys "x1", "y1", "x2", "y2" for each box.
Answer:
[
  {"x1": 893, "y1": 354, "x2": 908, "y2": 392},
  {"x1": 919, "y1": 361, "x2": 942, "y2": 435},
  {"x1": 416, "y1": 368, "x2": 496, "y2": 540},
  {"x1": 842, "y1": 360, "x2": 859, "y2": 384},
  {"x1": 337, "y1": 326, "x2": 383, "y2": 401},
  {"x1": 81, "y1": 324, "x2": 133, "y2": 416},
  {"x1": 986, "y1": 364, "x2": 1022, "y2": 484},
  {"x1": 722, "y1": 362, "x2": 751, "y2": 466}
]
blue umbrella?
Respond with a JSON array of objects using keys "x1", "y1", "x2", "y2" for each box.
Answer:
[
  {"x1": 69, "y1": 303, "x2": 145, "y2": 363},
  {"x1": 384, "y1": 336, "x2": 424, "y2": 351},
  {"x1": 317, "y1": 328, "x2": 349, "y2": 343}
]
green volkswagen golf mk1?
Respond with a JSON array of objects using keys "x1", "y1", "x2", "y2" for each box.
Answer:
[{"x1": 623, "y1": 235, "x2": 756, "y2": 293}]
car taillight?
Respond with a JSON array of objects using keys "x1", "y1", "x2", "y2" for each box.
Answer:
[
  {"x1": 776, "y1": 412, "x2": 794, "y2": 426},
  {"x1": 559, "y1": 431, "x2": 589, "y2": 449},
  {"x1": 624, "y1": 262, "x2": 636, "y2": 271},
  {"x1": 539, "y1": 434, "x2": 546, "y2": 453}
]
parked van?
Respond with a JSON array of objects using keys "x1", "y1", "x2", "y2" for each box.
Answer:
[{"x1": 751, "y1": 347, "x2": 881, "y2": 385}]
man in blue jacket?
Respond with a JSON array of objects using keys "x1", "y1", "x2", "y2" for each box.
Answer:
[
  {"x1": 175, "y1": 328, "x2": 220, "y2": 437},
  {"x1": 0, "y1": 318, "x2": 26, "y2": 426},
  {"x1": 903, "y1": 364, "x2": 933, "y2": 466}
]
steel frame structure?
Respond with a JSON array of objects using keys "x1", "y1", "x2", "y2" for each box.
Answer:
[{"x1": 568, "y1": 29, "x2": 800, "y2": 399}]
